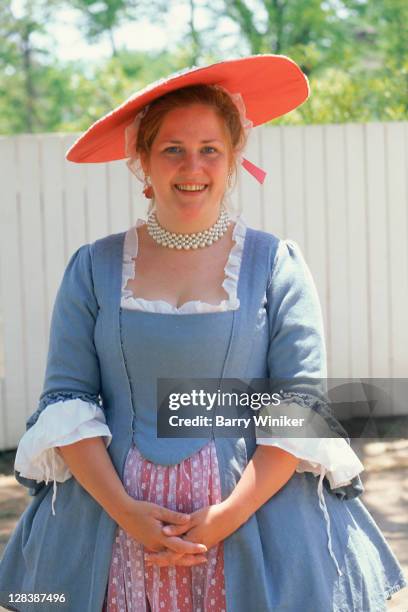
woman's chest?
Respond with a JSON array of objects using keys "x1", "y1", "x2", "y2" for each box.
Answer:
[
  {"x1": 125, "y1": 231, "x2": 234, "y2": 309},
  {"x1": 125, "y1": 263, "x2": 229, "y2": 308}
]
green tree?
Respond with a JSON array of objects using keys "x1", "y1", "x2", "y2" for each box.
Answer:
[
  {"x1": 0, "y1": 0, "x2": 62, "y2": 132},
  {"x1": 207, "y1": 0, "x2": 407, "y2": 121},
  {"x1": 274, "y1": 61, "x2": 408, "y2": 125},
  {"x1": 340, "y1": 0, "x2": 408, "y2": 62},
  {"x1": 1, "y1": 0, "x2": 407, "y2": 134},
  {"x1": 209, "y1": 0, "x2": 357, "y2": 75},
  {"x1": 57, "y1": 49, "x2": 189, "y2": 131}
]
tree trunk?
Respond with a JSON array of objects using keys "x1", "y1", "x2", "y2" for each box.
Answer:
[
  {"x1": 189, "y1": 0, "x2": 200, "y2": 65},
  {"x1": 109, "y1": 27, "x2": 117, "y2": 57},
  {"x1": 21, "y1": 23, "x2": 35, "y2": 133},
  {"x1": 271, "y1": 0, "x2": 284, "y2": 54}
]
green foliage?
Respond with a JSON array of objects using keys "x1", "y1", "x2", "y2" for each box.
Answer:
[
  {"x1": 0, "y1": 0, "x2": 407, "y2": 135},
  {"x1": 0, "y1": 0, "x2": 65, "y2": 133},
  {"x1": 214, "y1": 0, "x2": 408, "y2": 123},
  {"x1": 55, "y1": 50, "x2": 187, "y2": 132},
  {"x1": 275, "y1": 58, "x2": 408, "y2": 125},
  {"x1": 67, "y1": 0, "x2": 170, "y2": 55}
]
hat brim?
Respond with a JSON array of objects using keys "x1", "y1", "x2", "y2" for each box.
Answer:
[{"x1": 66, "y1": 54, "x2": 309, "y2": 163}]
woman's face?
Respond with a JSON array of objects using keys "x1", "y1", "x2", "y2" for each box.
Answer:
[{"x1": 143, "y1": 103, "x2": 232, "y2": 224}]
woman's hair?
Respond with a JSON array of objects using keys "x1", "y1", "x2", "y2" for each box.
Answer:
[{"x1": 136, "y1": 84, "x2": 247, "y2": 216}]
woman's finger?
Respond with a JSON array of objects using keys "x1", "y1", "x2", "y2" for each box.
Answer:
[
  {"x1": 163, "y1": 535, "x2": 207, "y2": 555},
  {"x1": 146, "y1": 552, "x2": 207, "y2": 567},
  {"x1": 171, "y1": 555, "x2": 208, "y2": 567},
  {"x1": 155, "y1": 506, "x2": 191, "y2": 525},
  {"x1": 162, "y1": 522, "x2": 191, "y2": 537}
]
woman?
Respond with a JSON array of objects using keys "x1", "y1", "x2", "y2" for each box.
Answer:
[{"x1": 0, "y1": 55, "x2": 406, "y2": 612}]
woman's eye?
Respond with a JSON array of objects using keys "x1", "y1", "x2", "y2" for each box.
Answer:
[
  {"x1": 162, "y1": 145, "x2": 218, "y2": 155},
  {"x1": 164, "y1": 146, "x2": 182, "y2": 154}
]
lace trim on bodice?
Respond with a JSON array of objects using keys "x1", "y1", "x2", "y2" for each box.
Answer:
[{"x1": 120, "y1": 213, "x2": 247, "y2": 314}]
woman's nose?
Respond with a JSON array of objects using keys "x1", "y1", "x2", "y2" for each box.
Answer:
[{"x1": 181, "y1": 152, "x2": 202, "y2": 173}]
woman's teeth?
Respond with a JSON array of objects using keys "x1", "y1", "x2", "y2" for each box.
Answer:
[{"x1": 175, "y1": 184, "x2": 207, "y2": 192}]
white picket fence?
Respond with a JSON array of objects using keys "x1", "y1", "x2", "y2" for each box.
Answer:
[{"x1": 1, "y1": 123, "x2": 407, "y2": 450}]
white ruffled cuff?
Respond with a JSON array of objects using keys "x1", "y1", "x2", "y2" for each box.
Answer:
[
  {"x1": 15, "y1": 399, "x2": 112, "y2": 516},
  {"x1": 255, "y1": 436, "x2": 364, "y2": 489}
]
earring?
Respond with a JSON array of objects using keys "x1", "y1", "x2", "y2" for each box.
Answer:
[{"x1": 143, "y1": 175, "x2": 154, "y2": 199}]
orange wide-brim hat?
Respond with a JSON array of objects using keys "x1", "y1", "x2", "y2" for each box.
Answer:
[{"x1": 65, "y1": 54, "x2": 309, "y2": 165}]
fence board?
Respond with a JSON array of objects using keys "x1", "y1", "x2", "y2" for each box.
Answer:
[
  {"x1": 0, "y1": 137, "x2": 26, "y2": 448},
  {"x1": 16, "y1": 135, "x2": 48, "y2": 423},
  {"x1": 325, "y1": 125, "x2": 350, "y2": 378},
  {"x1": 386, "y1": 123, "x2": 408, "y2": 387},
  {"x1": 107, "y1": 160, "x2": 132, "y2": 234},
  {"x1": 86, "y1": 163, "x2": 109, "y2": 241},
  {"x1": 261, "y1": 126, "x2": 285, "y2": 238},
  {"x1": 365, "y1": 123, "x2": 391, "y2": 378},
  {"x1": 282, "y1": 126, "x2": 305, "y2": 246},
  {"x1": 41, "y1": 134, "x2": 66, "y2": 329},
  {"x1": 303, "y1": 125, "x2": 329, "y2": 359},
  {"x1": 62, "y1": 134, "x2": 87, "y2": 259},
  {"x1": 346, "y1": 124, "x2": 370, "y2": 378}
]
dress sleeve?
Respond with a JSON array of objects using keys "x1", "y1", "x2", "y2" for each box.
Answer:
[
  {"x1": 14, "y1": 244, "x2": 110, "y2": 514},
  {"x1": 259, "y1": 239, "x2": 363, "y2": 487},
  {"x1": 14, "y1": 398, "x2": 112, "y2": 515},
  {"x1": 265, "y1": 239, "x2": 327, "y2": 382},
  {"x1": 259, "y1": 239, "x2": 364, "y2": 576}
]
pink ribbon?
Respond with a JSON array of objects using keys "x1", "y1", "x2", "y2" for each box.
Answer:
[{"x1": 241, "y1": 157, "x2": 267, "y2": 184}]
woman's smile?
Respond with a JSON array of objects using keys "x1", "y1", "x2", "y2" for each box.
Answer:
[{"x1": 174, "y1": 183, "x2": 209, "y2": 194}]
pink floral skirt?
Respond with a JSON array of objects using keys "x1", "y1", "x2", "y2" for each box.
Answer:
[{"x1": 103, "y1": 441, "x2": 226, "y2": 612}]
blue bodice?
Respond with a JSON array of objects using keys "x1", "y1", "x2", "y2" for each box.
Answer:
[{"x1": 120, "y1": 308, "x2": 234, "y2": 463}]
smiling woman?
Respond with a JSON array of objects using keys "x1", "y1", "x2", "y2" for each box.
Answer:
[
  {"x1": 134, "y1": 84, "x2": 247, "y2": 234},
  {"x1": 119, "y1": 86, "x2": 249, "y2": 308},
  {"x1": 140, "y1": 102, "x2": 233, "y2": 232},
  {"x1": 0, "y1": 56, "x2": 405, "y2": 612}
]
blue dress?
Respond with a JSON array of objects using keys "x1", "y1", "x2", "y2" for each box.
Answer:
[{"x1": 0, "y1": 218, "x2": 406, "y2": 611}]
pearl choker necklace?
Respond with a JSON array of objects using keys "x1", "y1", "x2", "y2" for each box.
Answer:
[{"x1": 147, "y1": 206, "x2": 231, "y2": 250}]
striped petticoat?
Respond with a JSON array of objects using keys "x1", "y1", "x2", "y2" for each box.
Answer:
[{"x1": 103, "y1": 441, "x2": 226, "y2": 612}]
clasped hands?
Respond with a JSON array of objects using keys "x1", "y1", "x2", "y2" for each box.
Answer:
[
  {"x1": 146, "y1": 503, "x2": 228, "y2": 568},
  {"x1": 150, "y1": 502, "x2": 234, "y2": 568},
  {"x1": 130, "y1": 500, "x2": 235, "y2": 568}
]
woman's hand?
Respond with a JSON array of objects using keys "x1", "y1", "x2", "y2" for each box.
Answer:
[
  {"x1": 145, "y1": 502, "x2": 237, "y2": 567},
  {"x1": 116, "y1": 496, "x2": 208, "y2": 556},
  {"x1": 144, "y1": 446, "x2": 300, "y2": 568}
]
